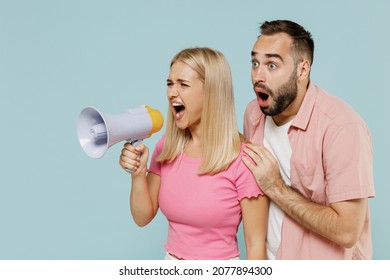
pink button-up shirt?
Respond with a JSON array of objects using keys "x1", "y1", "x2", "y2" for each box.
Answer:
[{"x1": 244, "y1": 82, "x2": 375, "y2": 259}]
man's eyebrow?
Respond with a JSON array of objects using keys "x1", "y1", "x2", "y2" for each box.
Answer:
[
  {"x1": 251, "y1": 51, "x2": 284, "y2": 63},
  {"x1": 265, "y1": 53, "x2": 284, "y2": 62}
]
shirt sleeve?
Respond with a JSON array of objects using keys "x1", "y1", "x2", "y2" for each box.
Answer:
[
  {"x1": 148, "y1": 135, "x2": 165, "y2": 176},
  {"x1": 323, "y1": 122, "x2": 375, "y2": 203},
  {"x1": 236, "y1": 148, "x2": 264, "y2": 201}
]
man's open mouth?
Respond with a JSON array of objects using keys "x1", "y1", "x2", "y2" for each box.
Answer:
[{"x1": 258, "y1": 92, "x2": 269, "y2": 101}]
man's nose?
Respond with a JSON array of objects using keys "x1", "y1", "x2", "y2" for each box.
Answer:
[{"x1": 252, "y1": 67, "x2": 266, "y2": 84}]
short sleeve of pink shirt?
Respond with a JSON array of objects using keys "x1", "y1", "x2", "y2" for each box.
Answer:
[{"x1": 148, "y1": 135, "x2": 263, "y2": 260}]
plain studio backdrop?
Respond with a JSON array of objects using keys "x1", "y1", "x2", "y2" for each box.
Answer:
[{"x1": 0, "y1": 0, "x2": 388, "y2": 260}]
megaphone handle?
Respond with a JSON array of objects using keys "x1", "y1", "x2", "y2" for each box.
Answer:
[{"x1": 124, "y1": 139, "x2": 143, "y2": 173}]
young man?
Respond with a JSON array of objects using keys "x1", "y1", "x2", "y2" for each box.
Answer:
[{"x1": 242, "y1": 20, "x2": 375, "y2": 259}]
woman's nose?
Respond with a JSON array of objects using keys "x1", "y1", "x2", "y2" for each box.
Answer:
[{"x1": 167, "y1": 84, "x2": 179, "y2": 98}]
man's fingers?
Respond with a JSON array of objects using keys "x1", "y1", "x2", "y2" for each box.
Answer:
[
  {"x1": 245, "y1": 143, "x2": 277, "y2": 164},
  {"x1": 244, "y1": 144, "x2": 264, "y2": 163},
  {"x1": 242, "y1": 155, "x2": 255, "y2": 171}
]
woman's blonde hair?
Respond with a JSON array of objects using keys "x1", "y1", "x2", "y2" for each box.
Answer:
[{"x1": 157, "y1": 47, "x2": 244, "y2": 175}]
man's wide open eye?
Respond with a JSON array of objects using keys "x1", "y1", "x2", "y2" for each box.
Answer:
[{"x1": 251, "y1": 60, "x2": 259, "y2": 68}]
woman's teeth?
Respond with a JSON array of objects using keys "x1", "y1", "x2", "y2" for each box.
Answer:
[{"x1": 173, "y1": 103, "x2": 185, "y2": 113}]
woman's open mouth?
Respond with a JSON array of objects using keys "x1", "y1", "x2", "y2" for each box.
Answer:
[{"x1": 172, "y1": 102, "x2": 186, "y2": 120}]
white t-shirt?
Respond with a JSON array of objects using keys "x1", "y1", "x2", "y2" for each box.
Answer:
[{"x1": 263, "y1": 116, "x2": 293, "y2": 259}]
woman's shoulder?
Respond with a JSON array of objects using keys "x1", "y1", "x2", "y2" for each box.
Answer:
[{"x1": 153, "y1": 134, "x2": 166, "y2": 153}]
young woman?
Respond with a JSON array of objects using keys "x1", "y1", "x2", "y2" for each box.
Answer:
[{"x1": 119, "y1": 47, "x2": 269, "y2": 260}]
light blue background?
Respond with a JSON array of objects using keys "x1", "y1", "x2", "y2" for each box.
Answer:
[{"x1": 1, "y1": 0, "x2": 388, "y2": 260}]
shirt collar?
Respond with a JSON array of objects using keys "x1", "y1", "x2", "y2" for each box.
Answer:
[
  {"x1": 248, "y1": 100, "x2": 265, "y2": 128},
  {"x1": 291, "y1": 81, "x2": 317, "y2": 131}
]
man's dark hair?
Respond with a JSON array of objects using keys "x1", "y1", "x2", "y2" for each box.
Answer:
[{"x1": 260, "y1": 20, "x2": 314, "y2": 66}]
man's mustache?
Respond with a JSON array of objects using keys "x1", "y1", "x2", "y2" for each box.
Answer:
[{"x1": 254, "y1": 82, "x2": 273, "y2": 96}]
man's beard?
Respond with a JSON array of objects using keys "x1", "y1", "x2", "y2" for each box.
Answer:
[{"x1": 257, "y1": 68, "x2": 298, "y2": 116}]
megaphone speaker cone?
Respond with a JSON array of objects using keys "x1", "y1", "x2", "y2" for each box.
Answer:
[{"x1": 77, "y1": 107, "x2": 109, "y2": 159}]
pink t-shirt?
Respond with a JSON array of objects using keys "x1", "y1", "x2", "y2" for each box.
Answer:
[
  {"x1": 244, "y1": 82, "x2": 375, "y2": 259},
  {"x1": 149, "y1": 136, "x2": 263, "y2": 260}
]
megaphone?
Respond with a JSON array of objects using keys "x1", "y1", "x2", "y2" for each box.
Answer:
[{"x1": 77, "y1": 105, "x2": 164, "y2": 159}]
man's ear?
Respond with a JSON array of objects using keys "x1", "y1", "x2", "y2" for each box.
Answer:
[{"x1": 298, "y1": 59, "x2": 311, "y2": 80}]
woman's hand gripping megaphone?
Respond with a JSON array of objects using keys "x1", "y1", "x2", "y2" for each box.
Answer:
[{"x1": 119, "y1": 141, "x2": 149, "y2": 175}]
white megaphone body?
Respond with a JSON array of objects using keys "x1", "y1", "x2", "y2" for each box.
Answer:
[{"x1": 77, "y1": 105, "x2": 164, "y2": 159}]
